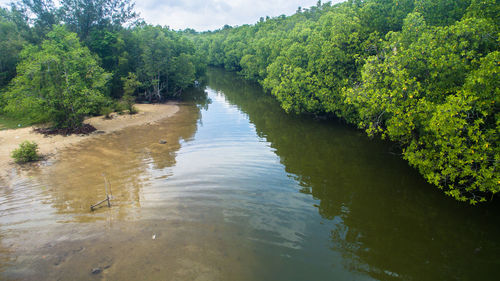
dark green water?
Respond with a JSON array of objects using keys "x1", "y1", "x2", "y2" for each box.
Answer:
[
  {"x1": 1, "y1": 68, "x2": 499, "y2": 280},
  {"x1": 200, "y1": 68, "x2": 500, "y2": 280}
]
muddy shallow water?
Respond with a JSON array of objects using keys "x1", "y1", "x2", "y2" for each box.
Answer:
[
  {"x1": 1, "y1": 68, "x2": 499, "y2": 280},
  {"x1": 0, "y1": 106, "x2": 253, "y2": 280}
]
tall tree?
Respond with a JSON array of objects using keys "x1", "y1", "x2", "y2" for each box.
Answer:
[
  {"x1": 0, "y1": 7, "x2": 27, "y2": 88},
  {"x1": 3, "y1": 26, "x2": 111, "y2": 129},
  {"x1": 133, "y1": 25, "x2": 201, "y2": 101},
  {"x1": 135, "y1": 25, "x2": 172, "y2": 101},
  {"x1": 15, "y1": 0, "x2": 59, "y2": 42},
  {"x1": 59, "y1": 0, "x2": 138, "y2": 39}
]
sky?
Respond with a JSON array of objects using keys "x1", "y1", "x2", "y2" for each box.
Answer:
[{"x1": 0, "y1": 0, "x2": 344, "y2": 31}]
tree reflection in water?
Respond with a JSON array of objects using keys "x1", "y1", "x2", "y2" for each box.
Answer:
[{"x1": 206, "y1": 67, "x2": 500, "y2": 281}]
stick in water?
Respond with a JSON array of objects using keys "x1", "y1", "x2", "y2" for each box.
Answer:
[{"x1": 90, "y1": 174, "x2": 112, "y2": 211}]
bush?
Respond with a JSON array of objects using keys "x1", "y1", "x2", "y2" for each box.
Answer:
[
  {"x1": 121, "y1": 73, "x2": 140, "y2": 114},
  {"x1": 128, "y1": 104, "x2": 138, "y2": 115},
  {"x1": 121, "y1": 93, "x2": 138, "y2": 114},
  {"x1": 112, "y1": 100, "x2": 127, "y2": 114},
  {"x1": 100, "y1": 106, "x2": 114, "y2": 119},
  {"x1": 11, "y1": 141, "x2": 40, "y2": 163}
]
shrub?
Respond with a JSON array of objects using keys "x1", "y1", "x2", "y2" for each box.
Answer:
[
  {"x1": 121, "y1": 73, "x2": 140, "y2": 114},
  {"x1": 100, "y1": 106, "x2": 114, "y2": 119},
  {"x1": 128, "y1": 104, "x2": 138, "y2": 115},
  {"x1": 11, "y1": 141, "x2": 40, "y2": 163},
  {"x1": 112, "y1": 100, "x2": 127, "y2": 114}
]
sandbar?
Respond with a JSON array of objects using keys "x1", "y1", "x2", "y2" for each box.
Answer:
[{"x1": 0, "y1": 103, "x2": 179, "y2": 185}]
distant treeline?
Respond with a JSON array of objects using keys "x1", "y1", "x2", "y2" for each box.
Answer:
[
  {"x1": 193, "y1": 0, "x2": 499, "y2": 204},
  {"x1": 0, "y1": 0, "x2": 206, "y2": 128}
]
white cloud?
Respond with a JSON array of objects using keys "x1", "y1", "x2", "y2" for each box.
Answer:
[
  {"x1": 0, "y1": 0, "x2": 345, "y2": 31},
  {"x1": 134, "y1": 0, "x2": 323, "y2": 31}
]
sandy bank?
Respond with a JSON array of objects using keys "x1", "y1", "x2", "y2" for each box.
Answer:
[{"x1": 0, "y1": 103, "x2": 179, "y2": 185}]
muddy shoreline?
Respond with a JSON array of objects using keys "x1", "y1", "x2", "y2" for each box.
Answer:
[{"x1": 0, "y1": 103, "x2": 179, "y2": 186}]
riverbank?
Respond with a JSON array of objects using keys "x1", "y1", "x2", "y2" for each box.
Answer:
[{"x1": 0, "y1": 103, "x2": 179, "y2": 185}]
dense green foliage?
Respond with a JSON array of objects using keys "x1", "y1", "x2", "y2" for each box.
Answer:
[
  {"x1": 121, "y1": 72, "x2": 140, "y2": 113},
  {"x1": 132, "y1": 25, "x2": 201, "y2": 101},
  {"x1": 11, "y1": 140, "x2": 39, "y2": 163},
  {"x1": 3, "y1": 26, "x2": 110, "y2": 128},
  {"x1": 195, "y1": 0, "x2": 499, "y2": 204},
  {"x1": 0, "y1": 0, "x2": 206, "y2": 129},
  {"x1": 0, "y1": 7, "x2": 26, "y2": 88}
]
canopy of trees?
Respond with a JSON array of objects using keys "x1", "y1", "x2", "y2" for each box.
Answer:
[
  {"x1": 194, "y1": 0, "x2": 499, "y2": 204},
  {"x1": 0, "y1": 0, "x2": 206, "y2": 129}
]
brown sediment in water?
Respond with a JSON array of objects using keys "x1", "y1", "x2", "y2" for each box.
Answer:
[
  {"x1": 0, "y1": 103, "x2": 179, "y2": 186},
  {"x1": 0, "y1": 103, "x2": 259, "y2": 280}
]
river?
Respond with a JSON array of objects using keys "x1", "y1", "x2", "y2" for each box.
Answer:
[{"x1": 0, "y1": 68, "x2": 499, "y2": 280}]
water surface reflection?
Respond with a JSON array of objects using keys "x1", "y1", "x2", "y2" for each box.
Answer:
[{"x1": 206, "y1": 68, "x2": 500, "y2": 281}]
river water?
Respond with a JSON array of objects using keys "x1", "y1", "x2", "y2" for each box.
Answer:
[{"x1": 0, "y1": 68, "x2": 499, "y2": 280}]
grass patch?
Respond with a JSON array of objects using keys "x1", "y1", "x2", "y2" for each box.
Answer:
[{"x1": 0, "y1": 115, "x2": 29, "y2": 130}]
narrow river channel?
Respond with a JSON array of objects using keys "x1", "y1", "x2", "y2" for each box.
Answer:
[{"x1": 1, "y1": 68, "x2": 499, "y2": 280}]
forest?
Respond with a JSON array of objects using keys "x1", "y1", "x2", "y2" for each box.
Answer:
[
  {"x1": 0, "y1": 0, "x2": 206, "y2": 128},
  {"x1": 0, "y1": 0, "x2": 498, "y2": 204}
]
